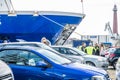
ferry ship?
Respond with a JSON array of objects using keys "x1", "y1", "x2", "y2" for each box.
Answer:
[{"x1": 0, "y1": 0, "x2": 85, "y2": 44}]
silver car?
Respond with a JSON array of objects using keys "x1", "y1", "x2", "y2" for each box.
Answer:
[
  {"x1": 116, "y1": 58, "x2": 120, "y2": 80},
  {"x1": 0, "y1": 60, "x2": 14, "y2": 80},
  {"x1": 0, "y1": 42, "x2": 85, "y2": 64},
  {"x1": 52, "y1": 46, "x2": 109, "y2": 70}
]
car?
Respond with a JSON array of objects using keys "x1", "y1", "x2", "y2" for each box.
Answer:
[
  {"x1": 0, "y1": 46, "x2": 111, "y2": 80},
  {"x1": 52, "y1": 46, "x2": 109, "y2": 70},
  {"x1": 0, "y1": 42, "x2": 85, "y2": 64},
  {"x1": 100, "y1": 48, "x2": 115, "y2": 59},
  {"x1": 0, "y1": 60, "x2": 14, "y2": 80},
  {"x1": 107, "y1": 47, "x2": 120, "y2": 69},
  {"x1": 116, "y1": 58, "x2": 120, "y2": 80}
]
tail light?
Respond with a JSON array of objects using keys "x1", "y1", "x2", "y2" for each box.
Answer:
[{"x1": 109, "y1": 53, "x2": 115, "y2": 58}]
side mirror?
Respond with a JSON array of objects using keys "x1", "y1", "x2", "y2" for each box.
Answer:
[{"x1": 36, "y1": 61, "x2": 48, "y2": 68}]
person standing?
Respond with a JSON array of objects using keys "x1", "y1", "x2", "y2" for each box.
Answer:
[
  {"x1": 78, "y1": 42, "x2": 86, "y2": 52},
  {"x1": 99, "y1": 43, "x2": 105, "y2": 56},
  {"x1": 94, "y1": 43, "x2": 100, "y2": 55},
  {"x1": 85, "y1": 43, "x2": 95, "y2": 55}
]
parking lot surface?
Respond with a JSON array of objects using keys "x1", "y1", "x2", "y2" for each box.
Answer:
[{"x1": 107, "y1": 66, "x2": 115, "y2": 80}]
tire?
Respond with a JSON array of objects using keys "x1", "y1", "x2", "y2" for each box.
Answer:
[
  {"x1": 113, "y1": 60, "x2": 117, "y2": 69},
  {"x1": 86, "y1": 61, "x2": 95, "y2": 67}
]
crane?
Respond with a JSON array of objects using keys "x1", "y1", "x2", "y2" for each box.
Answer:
[
  {"x1": 104, "y1": 22, "x2": 120, "y2": 40},
  {"x1": 104, "y1": 22, "x2": 114, "y2": 38},
  {"x1": 104, "y1": 22, "x2": 120, "y2": 46}
]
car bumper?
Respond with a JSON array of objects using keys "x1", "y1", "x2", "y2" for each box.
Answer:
[{"x1": 96, "y1": 61, "x2": 109, "y2": 70}]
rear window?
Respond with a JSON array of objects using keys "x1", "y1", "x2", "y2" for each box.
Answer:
[{"x1": 115, "y1": 48, "x2": 120, "y2": 54}]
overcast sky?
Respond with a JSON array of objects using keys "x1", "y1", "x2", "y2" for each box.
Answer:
[
  {"x1": 72, "y1": 0, "x2": 120, "y2": 37},
  {"x1": 11, "y1": 0, "x2": 120, "y2": 37}
]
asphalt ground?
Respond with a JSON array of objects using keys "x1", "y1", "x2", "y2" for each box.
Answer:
[{"x1": 107, "y1": 66, "x2": 116, "y2": 80}]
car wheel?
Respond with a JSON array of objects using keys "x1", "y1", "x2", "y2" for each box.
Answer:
[
  {"x1": 113, "y1": 60, "x2": 117, "y2": 69},
  {"x1": 86, "y1": 62, "x2": 95, "y2": 67}
]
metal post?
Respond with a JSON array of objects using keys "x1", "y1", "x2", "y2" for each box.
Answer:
[{"x1": 98, "y1": 35, "x2": 100, "y2": 44}]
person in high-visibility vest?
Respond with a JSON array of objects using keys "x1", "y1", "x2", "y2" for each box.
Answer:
[
  {"x1": 85, "y1": 43, "x2": 95, "y2": 55},
  {"x1": 78, "y1": 42, "x2": 86, "y2": 52}
]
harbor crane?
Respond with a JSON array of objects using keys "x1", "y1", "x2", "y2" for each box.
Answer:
[
  {"x1": 104, "y1": 22, "x2": 120, "y2": 46},
  {"x1": 104, "y1": 22, "x2": 114, "y2": 39}
]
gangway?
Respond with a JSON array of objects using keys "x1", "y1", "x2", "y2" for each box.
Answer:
[{"x1": 55, "y1": 24, "x2": 77, "y2": 45}]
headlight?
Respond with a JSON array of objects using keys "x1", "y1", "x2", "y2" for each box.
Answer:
[{"x1": 92, "y1": 76, "x2": 107, "y2": 80}]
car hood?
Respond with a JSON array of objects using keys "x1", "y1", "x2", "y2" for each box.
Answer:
[
  {"x1": 61, "y1": 62, "x2": 107, "y2": 76},
  {"x1": 65, "y1": 55, "x2": 84, "y2": 60},
  {"x1": 84, "y1": 55, "x2": 105, "y2": 59}
]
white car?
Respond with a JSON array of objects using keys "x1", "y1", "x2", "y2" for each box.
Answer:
[
  {"x1": 0, "y1": 60, "x2": 14, "y2": 80},
  {"x1": 116, "y1": 58, "x2": 120, "y2": 80}
]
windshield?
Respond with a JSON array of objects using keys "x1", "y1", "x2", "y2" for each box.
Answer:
[
  {"x1": 71, "y1": 47, "x2": 87, "y2": 56},
  {"x1": 39, "y1": 49, "x2": 71, "y2": 64},
  {"x1": 38, "y1": 43, "x2": 54, "y2": 50}
]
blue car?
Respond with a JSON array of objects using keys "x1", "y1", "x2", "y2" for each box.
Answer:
[{"x1": 0, "y1": 46, "x2": 111, "y2": 80}]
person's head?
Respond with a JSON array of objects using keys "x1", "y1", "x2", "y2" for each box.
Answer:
[
  {"x1": 41, "y1": 37, "x2": 47, "y2": 43},
  {"x1": 89, "y1": 43, "x2": 92, "y2": 46},
  {"x1": 100, "y1": 43, "x2": 104, "y2": 47},
  {"x1": 82, "y1": 42, "x2": 86, "y2": 47},
  {"x1": 95, "y1": 43, "x2": 98, "y2": 46}
]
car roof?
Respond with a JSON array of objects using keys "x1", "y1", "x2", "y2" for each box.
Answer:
[
  {"x1": 109, "y1": 47, "x2": 120, "y2": 49},
  {"x1": 111, "y1": 46, "x2": 120, "y2": 48},
  {"x1": 0, "y1": 45, "x2": 42, "y2": 51},
  {"x1": 0, "y1": 42, "x2": 43, "y2": 45},
  {"x1": 52, "y1": 45, "x2": 72, "y2": 48}
]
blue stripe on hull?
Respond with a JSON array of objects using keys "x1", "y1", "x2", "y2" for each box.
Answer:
[{"x1": 0, "y1": 14, "x2": 83, "y2": 44}]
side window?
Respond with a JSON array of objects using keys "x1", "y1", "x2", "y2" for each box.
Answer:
[
  {"x1": 0, "y1": 50, "x2": 19, "y2": 64},
  {"x1": 53, "y1": 48, "x2": 59, "y2": 52},
  {"x1": 60, "y1": 48, "x2": 67, "y2": 54},
  {"x1": 67, "y1": 49, "x2": 78, "y2": 55},
  {"x1": 17, "y1": 51, "x2": 29, "y2": 65},
  {"x1": 29, "y1": 52, "x2": 44, "y2": 66},
  {"x1": 0, "y1": 50, "x2": 7, "y2": 61},
  {"x1": 0, "y1": 50, "x2": 45, "y2": 66},
  {"x1": 17, "y1": 51, "x2": 45, "y2": 66}
]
